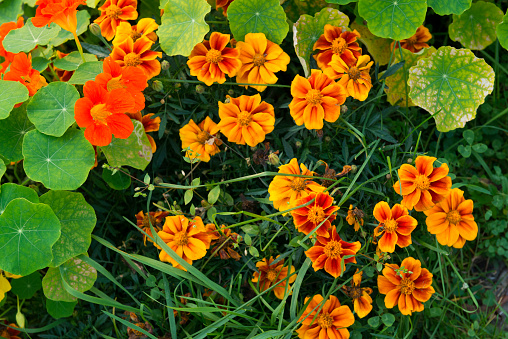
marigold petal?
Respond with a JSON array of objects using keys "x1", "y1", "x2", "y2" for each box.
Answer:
[
  {"x1": 373, "y1": 201, "x2": 391, "y2": 222},
  {"x1": 425, "y1": 212, "x2": 448, "y2": 234},
  {"x1": 377, "y1": 275, "x2": 397, "y2": 294},
  {"x1": 384, "y1": 288, "x2": 401, "y2": 308},
  {"x1": 378, "y1": 232, "x2": 397, "y2": 253},
  {"x1": 457, "y1": 219, "x2": 478, "y2": 241}
]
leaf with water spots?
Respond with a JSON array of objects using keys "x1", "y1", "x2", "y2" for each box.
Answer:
[
  {"x1": 3, "y1": 18, "x2": 60, "y2": 53},
  {"x1": 0, "y1": 104, "x2": 35, "y2": 162},
  {"x1": 0, "y1": 183, "x2": 39, "y2": 216},
  {"x1": 428, "y1": 0, "x2": 471, "y2": 15},
  {"x1": 0, "y1": 80, "x2": 29, "y2": 119}
]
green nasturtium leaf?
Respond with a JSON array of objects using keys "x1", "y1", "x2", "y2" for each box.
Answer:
[
  {"x1": 48, "y1": 10, "x2": 90, "y2": 47},
  {"x1": 0, "y1": 162, "x2": 4, "y2": 182},
  {"x1": 26, "y1": 82, "x2": 80, "y2": 137},
  {"x1": 40, "y1": 191, "x2": 97, "y2": 267},
  {"x1": 326, "y1": 0, "x2": 357, "y2": 4},
  {"x1": 102, "y1": 167, "x2": 131, "y2": 190},
  {"x1": 0, "y1": 104, "x2": 34, "y2": 162},
  {"x1": 428, "y1": 0, "x2": 471, "y2": 16},
  {"x1": 3, "y1": 18, "x2": 60, "y2": 53},
  {"x1": 68, "y1": 61, "x2": 103, "y2": 85},
  {"x1": 350, "y1": 20, "x2": 392, "y2": 66},
  {"x1": 358, "y1": 0, "x2": 427, "y2": 41},
  {"x1": 228, "y1": 0, "x2": 289, "y2": 44},
  {"x1": 0, "y1": 80, "x2": 29, "y2": 119},
  {"x1": 284, "y1": 0, "x2": 336, "y2": 23},
  {"x1": 22, "y1": 129, "x2": 95, "y2": 190},
  {"x1": 448, "y1": 1, "x2": 503, "y2": 50},
  {"x1": 0, "y1": 0, "x2": 23, "y2": 25},
  {"x1": 408, "y1": 46, "x2": 495, "y2": 132},
  {"x1": 497, "y1": 10, "x2": 508, "y2": 51},
  {"x1": 10, "y1": 271, "x2": 42, "y2": 299},
  {"x1": 46, "y1": 299, "x2": 78, "y2": 319},
  {"x1": 293, "y1": 8, "x2": 349, "y2": 77},
  {"x1": 32, "y1": 57, "x2": 51, "y2": 72},
  {"x1": 158, "y1": 0, "x2": 210, "y2": 57},
  {"x1": 52, "y1": 52, "x2": 97, "y2": 71},
  {"x1": 0, "y1": 198, "x2": 61, "y2": 276},
  {"x1": 0, "y1": 183, "x2": 39, "y2": 215}
]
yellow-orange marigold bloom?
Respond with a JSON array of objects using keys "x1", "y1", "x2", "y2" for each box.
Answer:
[
  {"x1": 236, "y1": 32, "x2": 290, "y2": 92},
  {"x1": 373, "y1": 201, "x2": 418, "y2": 253},
  {"x1": 392, "y1": 26, "x2": 432, "y2": 53},
  {"x1": 179, "y1": 117, "x2": 222, "y2": 162},
  {"x1": 305, "y1": 226, "x2": 361, "y2": 278},
  {"x1": 313, "y1": 24, "x2": 362, "y2": 70},
  {"x1": 112, "y1": 18, "x2": 158, "y2": 46},
  {"x1": 343, "y1": 269, "x2": 373, "y2": 318},
  {"x1": 424, "y1": 188, "x2": 478, "y2": 248},
  {"x1": 135, "y1": 210, "x2": 169, "y2": 245},
  {"x1": 94, "y1": 0, "x2": 138, "y2": 41},
  {"x1": 324, "y1": 54, "x2": 374, "y2": 101},
  {"x1": 393, "y1": 156, "x2": 452, "y2": 212},
  {"x1": 252, "y1": 256, "x2": 297, "y2": 299},
  {"x1": 291, "y1": 192, "x2": 339, "y2": 238},
  {"x1": 378, "y1": 257, "x2": 435, "y2": 315},
  {"x1": 32, "y1": 0, "x2": 85, "y2": 33},
  {"x1": 110, "y1": 37, "x2": 161, "y2": 79},
  {"x1": 296, "y1": 294, "x2": 355, "y2": 339},
  {"x1": 217, "y1": 94, "x2": 275, "y2": 147},
  {"x1": 268, "y1": 158, "x2": 325, "y2": 213},
  {"x1": 346, "y1": 205, "x2": 364, "y2": 232}
]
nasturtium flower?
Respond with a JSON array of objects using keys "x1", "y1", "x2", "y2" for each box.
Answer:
[
  {"x1": 187, "y1": 32, "x2": 241, "y2": 86},
  {"x1": 291, "y1": 192, "x2": 339, "y2": 238},
  {"x1": 217, "y1": 94, "x2": 275, "y2": 147},
  {"x1": 110, "y1": 37, "x2": 162, "y2": 79},
  {"x1": 207, "y1": 224, "x2": 241, "y2": 260},
  {"x1": 289, "y1": 69, "x2": 347, "y2": 130},
  {"x1": 0, "y1": 320, "x2": 21, "y2": 339},
  {"x1": 135, "y1": 210, "x2": 170, "y2": 245},
  {"x1": 216, "y1": 0, "x2": 235, "y2": 16},
  {"x1": 179, "y1": 117, "x2": 222, "y2": 162},
  {"x1": 0, "y1": 273, "x2": 11, "y2": 302},
  {"x1": 3, "y1": 53, "x2": 48, "y2": 97},
  {"x1": 378, "y1": 257, "x2": 435, "y2": 315},
  {"x1": 296, "y1": 294, "x2": 355, "y2": 339},
  {"x1": 126, "y1": 111, "x2": 160, "y2": 153},
  {"x1": 313, "y1": 24, "x2": 362, "y2": 70},
  {"x1": 94, "y1": 0, "x2": 138, "y2": 41},
  {"x1": 236, "y1": 32, "x2": 290, "y2": 92},
  {"x1": 112, "y1": 18, "x2": 158, "y2": 46},
  {"x1": 0, "y1": 17, "x2": 24, "y2": 74},
  {"x1": 393, "y1": 156, "x2": 452, "y2": 212},
  {"x1": 324, "y1": 54, "x2": 374, "y2": 101},
  {"x1": 252, "y1": 256, "x2": 297, "y2": 300},
  {"x1": 392, "y1": 25, "x2": 432, "y2": 53},
  {"x1": 343, "y1": 269, "x2": 373, "y2": 318},
  {"x1": 424, "y1": 188, "x2": 478, "y2": 248},
  {"x1": 32, "y1": 0, "x2": 85, "y2": 33},
  {"x1": 373, "y1": 201, "x2": 417, "y2": 253},
  {"x1": 346, "y1": 205, "x2": 365, "y2": 232}
]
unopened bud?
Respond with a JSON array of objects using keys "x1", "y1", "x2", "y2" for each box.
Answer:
[
  {"x1": 174, "y1": 83, "x2": 181, "y2": 89},
  {"x1": 407, "y1": 158, "x2": 413, "y2": 163},
  {"x1": 324, "y1": 136, "x2": 331, "y2": 143},
  {"x1": 268, "y1": 152, "x2": 280, "y2": 166},
  {"x1": 228, "y1": 89, "x2": 235, "y2": 96},
  {"x1": 160, "y1": 99, "x2": 165, "y2": 104},
  {"x1": 16, "y1": 310, "x2": 25, "y2": 328},
  {"x1": 295, "y1": 141, "x2": 302, "y2": 148},
  {"x1": 386, "y1": 173, "x2": 392, "y2": 180},
  {"x1": 350, "y1": 165, "x2": 358, "y2": 174},
  {"x1": 195, "y1": 84, "x2": 205, "y2": 94},
  {"x1": 153, "y1": 177, "x2": 164, "y2": 185},
  {"x1": 152, "y1": 80, "x2": 163, "y2": 92},
  {"x1": 89, "y1": 23, "x2": 101, "y2": 37},
  {"x1": 341, "y1": 105, "x2": 348, "y2": 114},
  {"x1": 161, "y1": 60, "x2": 169, "y2": 71}
]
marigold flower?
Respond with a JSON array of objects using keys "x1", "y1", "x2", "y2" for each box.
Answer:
[
  {"x1": 187, "y1": 32, "x2": 241, "y2": 86},
  {"x1": 296, "y1": 294, "x2": 355, "y2": 339},
  {"x1": 346, "y1": 205, "x2": 365, "y2": 232},
  {"x1": 32, "y1": 0, "x2": 85, "y2": 33},
  {"x1": 236, "y1": 32, "x2": 290, "y2": 92},
  {"x1": 112, "y1": 18, "x2": 158, "y2": 46},
  {"x1": 208, "y1": 224, "x2": 242, "y2": 260},
  {"x1": 179, "y1": 117, "x2": 222, "y2": 162},
  {"x1": 216, "y1": 0, "x2": 235, "y2": 16},
  {"x1": 313, "y1": 24, "x2": 362, "y2": 69},
  {"x1": 252, "y1": 256, "x2": 297, "y2": 299},
  {"x1": 135, "y1": 210, "x2": 169, "y2": 245},
  {"x1": 217, "y1": 94, "x2": 275, "y2": 147},
  {"x1": 0, "y1": 17, "x2": 24, "y2": 74},
  {"x1": 393, "y1": 156, "x2": 452, "y2": 212},
  {"x1": 392, "y1": 26, "x2": 432, "y2": 53},
  {"x1": 268, "y1": 158, "x2": 325, "y2": 213},
  {"x1": 94, "y1": 0, "x2": 138, "y2": 41},
  {"x1": 324, "y1": 54, "x2": 374, "y2": 101},
  {"x1": 423, "y1": 188, "x2": 478, "y2": 248},
  {"x1": 3, "y1": 53, "x2": 48, "y2": 97},
  {"x1": 378, "y1": 257, "x2": 435, "y2": 315},
  {"x1": 110, "y1": 37, "x2": 161, "y2": 79},
  {"x1": 342, "y1": 269, "x2": 373, "y2": 318},
  {"x1": 305, "y1": 226, "x2": 361, "y2": 278},
  {"x1": 291, "y1": 192, "x2": 339, "y2": 238},
  {"x1": 0, "y1": 320, "x2": 21, "y2": 339},
  {"x1": 373, "y1": 201, "x2": 417, "y2": 253},
  {"x1": 74, "y1": 80, "x2": 135, "y2": 146},
  {"x1": 126, "y1": 111, "x2": 160, "y2": 153}
]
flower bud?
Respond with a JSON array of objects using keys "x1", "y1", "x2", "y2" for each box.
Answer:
[
  {"x1": 152, "y1": 80, "x2": 164, "y2": 92},
  {"x1": 350, "y1": 164, "x2": 358, "y2": 174},
  {"x1": 195, "y1": 84, "x2": 205, "y2": 94},
  {"x1": 161, "y1": 60, "x2": 169, "y2": 71},
  {"x1": 407, "y1": 158, "x2": 413, "y2": 163},
  {"x1": 324, "y1": 136, "x2": 331, "y2": 143},
  {"x1": 268, "y1": 152, "x2": 280, "y2": 166},
  {"x1": 16, "y1": 310, "x2": 25, "y2": 328},
  {"x1": 228, "y1": 89, "x2": 235, "y2": 96},
  {"x1": 341, "y1": 105, "x2": 348, "y2": 114},
  {"x1": 385, "y1": 173, "x2": 392, "y2": 180},
  {"x1": 160, "y1": 98, "x2": 165, "y2": 104},
  {"x1": 89, "y1": 23, "x2": 101, "y2": 37},
  {"x1": 295, "y1": 141, "x2": 302, "y2": 148}
]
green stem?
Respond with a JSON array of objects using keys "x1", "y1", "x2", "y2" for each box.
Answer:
[
  {"x1": 153, "y1": 78, "x2": 291, "y2": 88},
  {"x1": 73, "y1": 31, "x2": 86, "y2": 63}
]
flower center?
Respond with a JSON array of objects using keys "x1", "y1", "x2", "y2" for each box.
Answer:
[
  {"x1": 132, "y1": 323, "x2": 146, "y2": 336},
  {"x1": 305, "y1": 89, "x2": 323, "y2": 105},
  {"x1": 266, "y1": 268, "x2": 278, "y2": 282},
  {"x1": 383, "y1": 219, "x2": 398, "y2": 233},
  {"x1": 142, "y1": 214, "x2": 156, "y2": 228},
  {"x1": 349, "y1": 286, "x2": 362, "y2": 299},
  {"x1": 107, "y1": 76, "x2": 126, "y2": 91},
  {"x1": 446, "y1": 210, "x2": 462, "y2": 225},
  {"x1": 206, "y1": 48, "x2": 223, "y2": 64},
  {"x1": 406, "y1": 35, "x2": 418, "y2": 45},
  {"x1": 400, "y1": 278, "x2": 415, "y2": 295},
  {"x1": 289, "y1": 178, "x2": 307, "y2": 192},
  {"x1": 174, "y1": 230, "x2": 189, "y2": 246},
  {"x1": 131, "y1": 30, "x2": 143, "y2": 42},
  {"x1": 307, "y1": 205, "x2": 326, "y2": 224},
  {"x1": 124, "y1": 52, "x2": 142, "y2": 67},
  {"x1": 90, "y1": 104, "x2": 112, "y2": 124},
  {"x1": 237, "y1": 111, "x2": 252, "y2": 127},
  {"x1": 196, "y1": 131, "x2": 210, "y2": 144},
  {"x1": 252, "y1": 53, "x2": 266, "y2": 67},
  {"x1": 414, "y1": 174, "x2": 430, "y2": 190},
  {"x1": 331, "y1": 37, "x2": 347, "y2": 54},
  {"x1": 317, "y1": 313, "x2": 333, "y2": 329},
  {"x1": 347, "y1": 67, "x2": 361, "y2": 81},
  {"x1": 323, "y1": 240, "x2": 343, "y2": 259},
  {"x1": 106, "y1": 5, "x2": 123, "y2": 19}
]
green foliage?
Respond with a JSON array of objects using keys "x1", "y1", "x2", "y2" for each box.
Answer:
[
  {"x1": 102, "y1": 167, "x2": 132, "y2": 190},
  {"x1": 0, "y1": 183, "x2": 39, "y2": 215},
  {"x1": 0, "y1": 0, "x2": 22, "y2": 25},
  {"x1": 0, "y1": 104, "x2": 34, "y2": 162},
  {"x1": 428, "y1": 0, "x2": 471, "y2": 15},
  {"x1": 10, "y1": 272, "x2": 42, "y2": 299},
  {"x1": 3, "y1": 18, "x2": 60, "y2": 53},
  {"x1": 350, "y1": 20, "x2": 392, "y2": 66},
  {"x1": 48, "y1": 10, "x2": 91, "y2": 47},
  {"x1": 46, "y1": 299, "x2": 78, "y2": 319},
  {"x1": 52, "y1": 52, "x2": 97, "y2": 71},
  {"x1": 68, "y1": 61, "x2": 103, "y2": 85},
  {"x1": 496, "y1": 10, "x2": 508, "y2": 51},
  {"x1": 0, "y1": 80, "x2": 29, "y2": 119}
]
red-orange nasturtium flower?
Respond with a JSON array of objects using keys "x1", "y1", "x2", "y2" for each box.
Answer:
[
  {"x1": 296, "y1": 294, "x2": 355, "y2": 339},
  {"x1": 343, "y1": 269, "x2": 373, "y2": 319},
  {"x1": 424, "y1": 188, "x2": 478, "y2": 248},
  {"x1": 187, "y1": 32, "x2": 241, "y2": 86},
  {"x1": 217, "y1": 94, "x2": 275, "y2": 147},
  {"x1": 3, "y1": 53, "x2": 48, "y2": 97},
  {"x1": 305, "y1": 226, "x2": 361, "y2": 278},
  {"x1": 0, "y1": 17, "x2": 24, "y2": 74},
  {"x1": 216, "y1": 0, "x2": 235, "y2": 16},
  {"x1": 252, "y1": 256, "x2": 297, "y2": 300},
  {"x1": 179, "y1": 117, "x2": 222, "y2": 162},
  {"x1": 236, "y1": 32, "x2": 290, "y2": 92},
  {"x1": 74, "y1": 80, "x2": 135, "y2": 146},
  {"x1": 112, "y1": 18, "x2": 158, "y2": 47},
  {"x1": 313, "y1": 24, "x2": 362, "y2": 70},
  {"x1": 392, "y1": 25, "x2": 432, "y2": 53},
  {"x1": 324, "y1": 54, "x2": 374, "y2": 101},
  {"x1": 135, "y1": 210, "x2": 169, "y2": 245},
  {"x1": 126, "y1": 111, "x2": 160, "y2": 153},
  {"x1": 289, "y1": 69, "x2": 347, "y2": 130},
  {"x1": 32, "y1": 0, "x2": 85, "y2": 33},
  {"x1": 110, "y1": 37, "x2": 162, "y2": 79},
  {"x1": 393, "y1": 156, "x2": 452, "y2": 212},
  {"x1": 291, "y1": 192, "x2": 339, "y2": 238},
  {"x1": 94, "y1": 0, "x2": 138, "y2": 41},
  {"x1": 373, "y1": 201, "x2": 418, "y2": 253},
  {"x1": 378, "y1": 257, "x2": 435, "y2": 315}
]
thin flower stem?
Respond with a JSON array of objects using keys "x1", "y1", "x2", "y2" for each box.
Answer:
[
  {"x1": 73, "y1": 31, "x2": 87, "y2": 63},
  {"x1": 154, "y1": 78, "x2": 291, "y2": 88}
]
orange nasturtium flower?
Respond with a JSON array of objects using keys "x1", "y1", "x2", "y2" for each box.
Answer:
[
  {"x1": 296, "y1": 294, "x2": 355, "y2": 339},
  {"x1": 289, "y1": 69, "x2": 347, "y2": 130},
  {"x1": 392, "y1": 25, "x2": 432, "y2": 53},
  {"x1": 236, "y1": 32, "x2": 290, "y2": 92},
  {"x1": 393, "y1": 156, "x2": 452, "y2": 212},
  {"x1": 3, "y1": 53, "x2": 48, "y2": 97},
  {"x1": 32, "y1": 0, "x2": 85, "y2": 33},
  {"x1": 378, "y1": 257, "x2": 435, "y2": 315},
  {"x1": 373, "y1": 201, "x2": 418, "y2": 253},
  {"x1": 112, "y1": 18, "x2": 158, "y2": 46},
  {"x1": 346, "y1": 205, "x2": 365, "y2": 232},
  {"x1": 74, "y1": 80, "x2": 135, "y2": 146},
  {"x1": 252, "y1": 256, "x2": 297, "y2": 300},
  {"x1": 135, "y1": 210, "x2": 169, "y2": 245},
  {"x1": 0, "y1": 17, "x2": 24, "y2": 74},
  {"x1": 217, "y1": 94, "x2": 275, "y2": 147},
  {"x1": 110, "y1": 37, "x2": 162, "y2": 79},
  {"x1": 94, "y1": 0, "x2": 138, "y2": 41},
  {"x1": 216, "y1": 0, "x2": 235, "y2": 16},
  {"x1": 305, "y1": 225, "x2": 361, "y2": 278},
  {"x1": 187, "y1": 32, "x2": 241, "y2": 86},
  {"x1": 313, "y1": 24, "x2": 362, "y2": 70},
  {"x1": 424, "y1": 188, "x2": 478, "y2": 248},
  {"x1": 291, "y1": 192, "x2": 339, "y2": 238},
  {"x1": 268, "y1": 158, "x2": 325, "y2": 213},
  {"x1": 324, "y1": 54, "x2": 374, "y2": 101},
  {"x1": 126, "y1": 111, "x2": 161, "y2": 153},
  {"x1": 179, "y1": 117, "x2": 222, "y2": 162},
  {"x1": 343, "y1": 269, "x2": 373, "y2": 318}
]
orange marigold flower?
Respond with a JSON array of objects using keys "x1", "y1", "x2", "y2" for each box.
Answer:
[
  {"x1": 217, "y1": 94, "x2": 275, "y2": 147},
  {"x1": 305, "y1": 225, "x2": 361, "y2": 278},
  {"x1": 126, "y1": 111, "x2": 160, "y2": 153},
  {"x1": 135, "y1": 210, "x2": 169, "y2": 245},
  {"x1": 268, "y1": 158, "x2": 325, "y2": 213},
  {"x1": 373, "y1": 201, "x2": 418, "y2": 253},
  {"x1": 424, "y1": 188, "x2": 478, "y2": 248},
  {"x1": 112, "y1": 18, "x2": 158, "y2": 46},
  {"x1": 179, "y1": 117, "x2": 222, "y2": 162},
  {"x1": 32, "y1": 0, "x2": 85, "y2": 33},
  {"x1": 392, "y1": 25, "x2": 432, "y2": 53},
  {"x1": 346, "y1": 205, "x2": 365, "y2": 232},
  {"x1": 324, "y1": 54, "x2": 374, "y2": 101},
  {"x1": 94, "y1": 0, "x2": 138, "y2": 41},
  {"x1": 291, "y1": 192, "x2": 339, "y2": 238},
  {"x1": 208, "y1": 224, "x2": 242, "y2": 260},
  {"x1": 313, "y1": 24, "x2": 362, "y2": 69},
  {"x1": 378, "y1": 257, "x2": 435, "y2": 315},
  {"x1": 110, "y1": 37, "x2": 162, "y2": 79},
  {"x1": 236, "y1": 32, "x2": 290, "y2": 92},
  {"x1": 342, "y1": 269, "x2": 373, "y2": 318},
  {"x1": 0, "y1": 17, "x2": 24, "y2": 74},
  {"x1": 296, "y1": 294, "x2": 355, "y2": 339},
  {"x1": 3, "y1": 53, "x2": 48, "y2": 97},
  {"x1": 74, "y1": 80, "x2": 135, "y2": 146},
  {"x1": 289, "y1": 69, "x2": 347, "y2": 130},
  {"x1": 0, "y1": 320, "x2": 21, "y2": 339},
  {"x1": 393, "y1": 156, "x2": 452, "y2": 212},
  {"x1": 252, "y1": 256, "x2": 297, "y2": 299}
]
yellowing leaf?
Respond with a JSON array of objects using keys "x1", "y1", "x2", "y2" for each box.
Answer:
[{"x1": 350, "y1": 20, "x2": 392, "y2": 66}]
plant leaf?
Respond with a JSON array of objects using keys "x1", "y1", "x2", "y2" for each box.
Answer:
[
  {"x1": 0, "y1": 80, "x2": 29, "y2": 119},
  {"x1": 428, "y1": 0, "x2": 471, "y2": 15},
  {"x1": 10, "y1": 271, "x2": 42, "y2": 299},
  {"x1": 46, "y1": 299, "x2": 78, "y2": 319},
  {"x1": 0, "y1": 183, "x2": 39, "y2": 215},
  {"x1": 52, "y1": 51, "x2": 97, "y2": 71},
  {"x1": 0, "y1": 0, "x2": 23, "y2": 25},
  {"x1": 3, "y1": 18, "x2": 60, "y2": 53},
  {"x1": 68, "y1": 61, "x2": 103, "y2": 85},
  {"x1": 350, "y1": 20, "x2": 392, "y2": 66},
  {"x1": 0, "y1": 104, "x2": 34, "y2": 163},
  {"x1": 497, "y1": 10, "x2": 508, "y2": 51}
]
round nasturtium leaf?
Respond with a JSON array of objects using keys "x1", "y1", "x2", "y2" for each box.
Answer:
[
  {"x1": 26, "y1": 82, "x2": 80, "y2": 137},
  {"x1": 52, "y1": 52, "x2": 97, "y2": 71},
  {"x1": 497, "y1": 11, "x2": 508, "y2": 51},
  {"x1": 39, "y1": 191, "x2": 97, "y2": 267},
  {"x1": 228, "y1": 0, "x2": 289, "y2": 44},
  {"x1": 48, "y1": 10, "x2": 90, "y2": 48},
  {"x1": 448, "y1": 1, "x2": 503, "y2": 50},
  {"x1": 68, "y1": 61, "x2": 103, "y2": 85},
  {"x1": 0, "y1": 198, "x2": 61, "y2": 276},
  {"x1": 46, "y1": 299, "x2": 78, "y2": 319},
  {"x1": 350, "y1": 20, "x2": 392, "y2": 66},
  {"x1": 3, "y1": 18, "x2": 60, "y2": 53},
  {"x1": 428, "y1": 0, "x2": 471, "y2": 16},
  {"x1": 0, "y1": 80, "x2": 29, "y2": 119},
  {"x1": 32, "y1": 57, "x2": 51, "y2": 72},
  {"x1": 10, "y1": 271, "x2": 42, "y2": 299},
  {"x1": 358, "y1": 0, "x2": 427, "y2": 41},
  {"x1": 158, "y1": 0, "x2": 210, "y2": 57},
  {"x1": 0, "y1": 162, "x2": 4, "y2": 182},
  {"x1": 0, "y1": 104, "x2": 34, "y2": 162},
  {"x1": 408, "y1": 46, "x2": 495, "y2": 132},
  {"x1": 0, "y1": 0, "x2": 23, "y2": 26},
  {"x1": 326, "y1": 0, "x2": 357, "y2": 4},
  {"x1": 22, "y1": 128, "x2": 95, "y2": 190},
  {"x1": 0, "y1": 183, "x2": 39, "y2": 215},
  {"x1": 102, "y1": 166, "x2": 131, "y2": 190}
]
